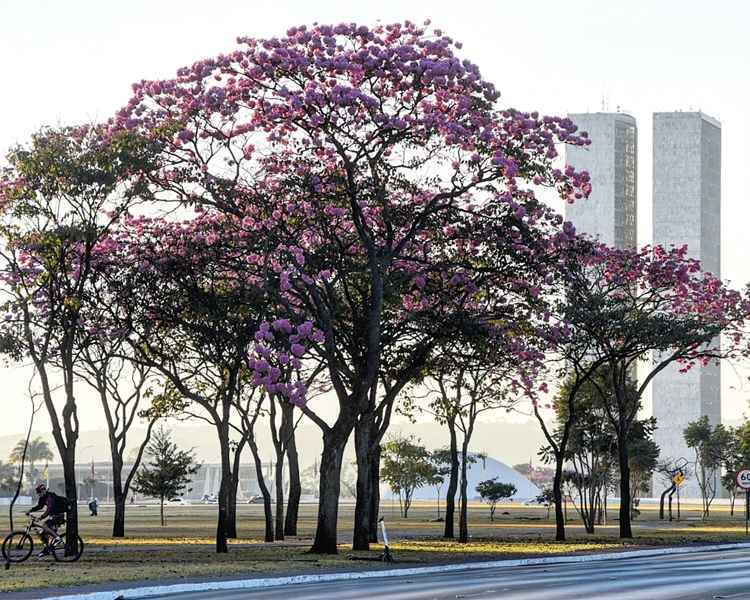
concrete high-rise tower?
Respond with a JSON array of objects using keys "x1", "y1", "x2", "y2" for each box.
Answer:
[
  {"x1": 565, "y1": 113, "x2": 637, "y2": 249},
  {"x1": 652, "y1": 112, "x2": 721, "y2": 497}
]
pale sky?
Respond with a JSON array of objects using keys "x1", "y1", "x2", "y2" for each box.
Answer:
[{"x1": 1, "y1": 0, "x2": 749, "y2": 438}]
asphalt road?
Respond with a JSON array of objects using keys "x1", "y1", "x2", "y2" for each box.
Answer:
[{"x1": 152, "y1": 547, "x2": 750, "y2": 599}]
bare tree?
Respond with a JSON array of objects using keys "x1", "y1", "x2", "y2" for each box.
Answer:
[
  {"x1": 76, "y1": 337, "x2": 159, "y2": 537},
  {"x1": 9, "y1": 376, "x2": 44, "y2": 530}
]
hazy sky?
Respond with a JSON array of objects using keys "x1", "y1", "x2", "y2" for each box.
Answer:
[{"x1": 1, "y1": 1, "x2": 749, "y2": 437}]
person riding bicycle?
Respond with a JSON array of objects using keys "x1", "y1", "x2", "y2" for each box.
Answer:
[{"x1": 25, "y1": 483, "x2": 66, "y2": 557}]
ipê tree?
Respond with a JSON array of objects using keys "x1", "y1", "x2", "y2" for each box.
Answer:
[
  {"x1": 0, "y1": 125, "x2": 159, "y2": 556},
  {"x1": 112, "y1": 20, "x2": 592, "y2": 553},
  {"x1": 95, "y1": 214, "x2": 319, "y2": 552},
  {"x1": 555, "y1": 242, "x2": 748, "y2": 538},
  {"x1": 267, "y1": 363, "x2": 325, "y2": 540}
]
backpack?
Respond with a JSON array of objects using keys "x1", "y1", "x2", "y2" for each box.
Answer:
[{"x1": 50, "y1": 492, "x2": 73, "y2": 514}]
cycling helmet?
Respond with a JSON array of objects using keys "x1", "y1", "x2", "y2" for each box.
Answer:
[{"x1": 35, "y1": 483, "x2": 47, "y2": 494}]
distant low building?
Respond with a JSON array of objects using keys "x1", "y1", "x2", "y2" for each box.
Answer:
[{"x1": 34, "y1": 461, "x2": 273, "y2": 502}]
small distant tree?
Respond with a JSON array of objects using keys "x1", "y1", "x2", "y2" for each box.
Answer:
[
  {"x1": 722, "y1": 424, "x2": 750, "y2": 516},
  {"x1": 626, "y1": 421, "x2": 659, "y2": 518},
  {"x1": 430, "y1": 449, "x2": 453, "y2": 519},
  {"x1": 132, "y1": 427, "x2": 198, "y2": 526},
  {"x1": 380, "y1": 436, "x2": 436, "y2": 518},
  {"x1": 0, "y1": 461, "x2": 15, "y2": 492},
  {"x1": 684, "y1": 416, "x2": 731, "y2": 520},
  {"x1": 536, "y1": 488, "x2": 555, "y2": 519},
  {"x1": 476, "y1": 478, "x2": 517, "y2": 521}
]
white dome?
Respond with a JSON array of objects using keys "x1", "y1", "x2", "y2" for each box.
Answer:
[{"x1": 382, "y1": 454, "x2": 540, "y2": 501}]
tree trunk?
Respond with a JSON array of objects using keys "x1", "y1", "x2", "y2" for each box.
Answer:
[
  {"x1": 62, "y1": 448, "x2": 79, "y2": 557},
  {"x1": 227, "y1": 436, "x2": 247, "y2": 540},
  {"x1": 111, "y1": 452, "x2": 126, "y2": 537},
  {"x1": 227, "y1": 471, "x2": 239, "y2": 539},
  {"x1": 368, "y1": 443, "x2": 381, "y2": 544},
  {"x1": 274, "y1": 456, "x2": 285, "y2": 541},
  {"x1": 659, "y1": 484, "x2": 674, "y2": 520},
  {"x1": 160, "y1": 496, "x2": 165, "y2": 526},
  {"x1": 248, "y1": 436, "x2": 274, "y2": 542},
  {"x1": 352, "y1": 412, "x2": 374, "y2": 551},
  {"x1": 9, "y1": 401, "x2": 35, "y2": 531},
  {"x1": 310, "y1": 429, "x2": 347, "y2": 554},
  {"x1": 113, "y1": 487, "x2": 125, "y2": 538},
  {"x1": 617, "y1": 432, "x2": 633, "y2": 538},
  {"x1": 552, "y1": 452, "x2": 565, "y2": 541},
  {"x1": 283, "y1": 406, "x2": 301, "y2": 537},
  {"x1": 444, "y1": 421, "x2": 459, "y2": 539},
  {"x1": 215, "y1": 437, "x2": 231, "y2": 553},
  {"x1": 458, "y1": 439, "x2": 470, "y2": 543},
  {"x1": 584, "y1": 510, "x2": 595, "y2": 533}
]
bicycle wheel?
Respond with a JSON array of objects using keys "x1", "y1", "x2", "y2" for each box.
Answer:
[
  {"x1": 2, "y1": 531, "x2": 34, "y2": 563},
  {"x1": 52, "y1": 534, "x2": 84, "y2": 563}
]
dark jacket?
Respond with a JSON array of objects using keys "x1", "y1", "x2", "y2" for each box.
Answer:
[{"x1": 30, "y1": 491, "x2": 66, "y2": 515}]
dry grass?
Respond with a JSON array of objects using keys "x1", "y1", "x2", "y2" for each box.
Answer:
[{"x1": 2, "y1": 500, "x2": 749, "y2": 593}]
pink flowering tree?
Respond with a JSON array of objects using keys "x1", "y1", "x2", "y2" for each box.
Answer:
[
  {"x1": 112, "y1": 20, "x2": 591, "y2": 553},
  {"x1": 542, "y1": 241, "x2": 748, "y2": 539},
  {"x1": 0, "y1": 126, "x2": 158, "y2": 556},
  {"x1": 92, "y1": 213, "x2": 321, "y2": 552}
]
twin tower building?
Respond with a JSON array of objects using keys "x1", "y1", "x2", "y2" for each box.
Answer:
[{"x1": 565, "y1": 112, "x2": 722, "y2": 496}]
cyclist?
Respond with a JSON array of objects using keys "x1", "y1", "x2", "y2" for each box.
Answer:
[{"x1": 26, "y1": 483, "x2": 66, "y2": 557}]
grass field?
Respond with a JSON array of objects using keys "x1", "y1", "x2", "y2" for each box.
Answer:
[{"x1": 2, "y1": 500, "x2": 750, "y2": 593}]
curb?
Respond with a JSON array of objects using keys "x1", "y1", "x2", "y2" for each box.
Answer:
[{"x1": 48, "y1": 542, "x2": 750, "y2": 600}]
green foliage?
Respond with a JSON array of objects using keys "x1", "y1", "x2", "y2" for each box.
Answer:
[
  {"x1": 430, "y1": 448, "x2": 454, "y2": 486},
  {"x1": 684, "y1": 416, "x2": 730, "y2": 470},
  {"x1": 722, "y1": 423, "x2": 750, "y2": 501},
  {"x1": 476, "y1": 478, "x2": 516, "y2": 521},
  {"x1": 132, "y1": 427, "x2": 198, "y2": 524},
  {"x1": 9, "y1": 436, "x2": 53, "y2": 467},
  {"x1": 0, "y1": 460, "x2": 16, "y2": 492},
  {"x1": 2, "y1": 126, "x2": 158, "y2": 219},
  {"x1": 542, "y1": 366, "x2": 658, "y2": 528},
  {"x1": 8, "y1": 436, "x2": 54, "y2": 489},
  {"x1": 684, "y1": 416, "x2": 732, "y2": 519},
  {"x1": 381, "y1": 435, "x2": 438, "y2": 517},
  {"x1": 536, "y1": 487, "x2": 555, "y2": 506}
]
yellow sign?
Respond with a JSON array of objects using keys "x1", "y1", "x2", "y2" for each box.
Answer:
[{"x1": 672, "y1": 472, "x2": 685, "y2": 487}]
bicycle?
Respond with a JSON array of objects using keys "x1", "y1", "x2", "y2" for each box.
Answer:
[{"x1": 2, "y1": 516, "x2": 84, "y2": 563}]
